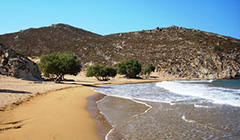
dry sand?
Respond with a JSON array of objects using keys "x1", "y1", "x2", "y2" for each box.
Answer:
[
  {"x1": 0, "y1": 86, "x2": 101, "y2": 140},
  {"x1": 0, "y1": 75, "x2": 77, "y2": 108}
]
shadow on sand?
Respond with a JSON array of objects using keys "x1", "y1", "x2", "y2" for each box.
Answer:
[{"x1": 0, "y1": 90, "x2": 32, "y2": 94}]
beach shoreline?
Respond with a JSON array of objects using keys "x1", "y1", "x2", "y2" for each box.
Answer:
[
  {"x1": 0, "y1": 74, "x2": 175, "y2": 139},
  {"x1": 93, "y1": 80, "x2": 240, "y2": 139},
  {"x1": 0, "y1": 73, "x2": 221, "y2": 139}
]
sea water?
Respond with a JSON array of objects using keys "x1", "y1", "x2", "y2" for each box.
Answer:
[{"x1": 94, "y1": 80, "x2": 240, "y2": 140}]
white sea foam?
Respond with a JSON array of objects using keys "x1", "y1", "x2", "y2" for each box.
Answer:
[
  {"x1": 94, "y1": 80, "x2": 240, "y2": 109},
  {"x1": 93, "y1": 84, "x2": 173, "y2": 104},
  {"x1": 156, "y1": 81, "x2": 240, "y2": 107},
  {"x1": 182, "y1": 115, "x2": 196, "y2": 123},
  {"x1": 96, "y1": 95, "x2": 117, "y2": 140},
  {"x1": 194, "y1": 104, "x2": 212, "y2": 108},
  {"x1": 180, "y1": 80, "x2": 214, "y2": 83}
]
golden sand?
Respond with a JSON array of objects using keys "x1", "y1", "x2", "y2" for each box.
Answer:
[{"x1": 0, "y1": 86, "x2": 100, "y2": 140}]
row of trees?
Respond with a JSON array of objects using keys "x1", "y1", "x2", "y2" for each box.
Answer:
[{"x1": 39, "y1": 52, "x2": 155, "y2": 82}]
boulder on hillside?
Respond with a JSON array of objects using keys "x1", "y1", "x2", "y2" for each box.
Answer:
[{"x1": 0, "y1": 43, "x2": 43, "y2": 81}]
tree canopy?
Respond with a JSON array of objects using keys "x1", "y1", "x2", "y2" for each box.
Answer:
[
  {"x1": 117, "y1": 60, "x2": 141, "y2": 78},
  {"x1": 143, "y1": 64, "x2": 155, "y2": 77},
  {"x1": 39, "y1": 52, "x2": 81, "y2": 82},
  {"x1": 86, "y1": 65, "x2": 116, "y2": 81}
]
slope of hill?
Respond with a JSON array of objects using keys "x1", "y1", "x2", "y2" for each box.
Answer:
[
  {"x1": 0, "y1": 24, "x2": 240, "y2": 79},
  {"x1": 0, "y1": 24, "x2": 101, "y2": 56}
]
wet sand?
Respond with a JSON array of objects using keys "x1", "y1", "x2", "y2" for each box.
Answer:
[
  {"x1": 0, "y1": 86, "x2": 101, "y2": 140},
  {"x1": 95, "y1": 95, "x2": 240, "y2": 140},
  {"x1": 87, "y1": 93, "x2": 112, "y2": 140}
]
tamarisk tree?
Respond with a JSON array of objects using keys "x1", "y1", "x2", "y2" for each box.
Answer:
[
  {"x1": 39, "y1": 52, "x2": 81, "y2": 82},
  {"x1": 86, "y1": 65, "x2": 116, "y2": 81},
  {"x1": 143, "y1": 64, "x2": 155, "y2": 78},
  {"x1": 117, "y1": 60, "x2": 141, "y2": 78}
]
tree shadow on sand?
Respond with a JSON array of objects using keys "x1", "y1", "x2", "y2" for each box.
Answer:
[{"x1": 0, "y1": 90, "x2": 32, "y2": 94}]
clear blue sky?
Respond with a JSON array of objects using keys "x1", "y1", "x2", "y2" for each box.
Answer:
[{"x1": 1, "y1": 0, "x2": 240, "y2": 39}]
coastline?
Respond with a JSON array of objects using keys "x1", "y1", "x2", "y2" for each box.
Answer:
[
  {"x1": 98, "y1": 96, "x2": 239, "y2": 139},
  {"x1": 0, "y1": 74, "x2": 227, "y2": 139},
  {"x1": 0, "y1": 74, "x2": 170, "y2": 139},
  {"x1": 93, "y1": 80, "x2": 240, "y2": 139}
]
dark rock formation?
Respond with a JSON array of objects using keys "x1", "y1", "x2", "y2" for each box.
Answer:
[{"x1": 0, "y1": 43, "x2": 42, "y2": 81}]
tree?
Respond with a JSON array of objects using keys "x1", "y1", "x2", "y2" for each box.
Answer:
[
  {"x1": 117, "y1": 60, "x2": 141, "y2": 78},
  {"x1": 86, "y1": 65, "x2": 116, "y2": 81},
  {"x1": 39, "y1": 52, "x2": 81, "y2": 82},
  {"x1": 143, "y1": 64, "x2": 155, "y2": 78}
]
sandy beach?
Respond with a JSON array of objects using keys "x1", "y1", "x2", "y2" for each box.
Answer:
[
  {"x1": 1, "y1": 74, "x2": 239, "y2": 139},
  {"x1": 0, "y1": 85, "x2": 102, "y2": 140},
  {"x1": 0, "y1": 73, "x2": 166, "y2": 139}
]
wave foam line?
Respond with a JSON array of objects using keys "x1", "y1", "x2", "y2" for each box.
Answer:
[
  {"x1": 95, "y1": 95, "x2": 115, "y2": 140},
  {"x1": 156, "y1": 81, "x2": 240, "y2": 107},
  {"x1": 105, "y1": 98, "x2": 152, "y2": 140},
  {"x1": 194, "y1": 104, "x2": 215, "y2": 108},
  {"x1": 181, "y1": 115, "x2": 196, "y2": 123},
  {"x1": 94, "y1": 86, "x2": 173, "y2": 104},
  {"x1": 94, "y1": 88, "x2": 152, "y2": 140},
  {"x1": 179, "y1": 80, "x2": 214, "y2": 83},
  {"x1": 181, "y1": 115, "x2": 225, "y2": 133}
]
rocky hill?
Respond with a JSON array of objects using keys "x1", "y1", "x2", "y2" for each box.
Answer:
[
  {"x1": 0, "y1": 24, "x2": 101, "y2": 56},
  {"x1": 0, "y1": 24, "x2": 240, "y2": 79}
]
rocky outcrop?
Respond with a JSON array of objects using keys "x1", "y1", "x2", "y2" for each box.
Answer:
[
  {"x1": 0, "y1": 43, "x2": 42, "y2": 81},
  {"x1": 163, "y1": 51, "x2": 240, "y2": 79}
]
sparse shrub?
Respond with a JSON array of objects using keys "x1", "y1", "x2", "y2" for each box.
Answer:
[
  {"x1": 39, "y1": 52, "x2": 81, "y2": 82},
  {"x1": 214, "y1": 46, "x2": 224, "y2": 52},
  {"x1": 86, "y1": 65, "x2": 116, "y2": 81},
  {"x1": 143, "y1": 64, "x2": 155, "y2": 77},
  {"x1": 117, "y1": 60, "x2": 141, "y2": 78}
]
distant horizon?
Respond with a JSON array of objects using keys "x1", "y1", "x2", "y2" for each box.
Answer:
[
  {"x1": 1, "y1": 0, "x2": 240, "y2": 39},
  {"x1": 1, "y1": 23, "x2": 240, "y2": 40}
]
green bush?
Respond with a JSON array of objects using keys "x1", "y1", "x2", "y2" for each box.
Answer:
[
  {"x1": 214, "y1": 46, "x2": 224, "y2": 52},
  {"x1": 117, "y1": 60, "x2": 141, "y2": 78},
  {"x1": 39, "y1": 52, "x2": 81, "y2": 82},
  {"x1": 86, "y1": 65, "x2": 116, "y2": 81},
  {"x1": 143, "y1": 64, "x2": 155, "y2": 77}
]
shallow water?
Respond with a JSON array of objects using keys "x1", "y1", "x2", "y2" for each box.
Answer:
[{"x1": 94, "y1": 80, "x2": 240, "y2": 140}]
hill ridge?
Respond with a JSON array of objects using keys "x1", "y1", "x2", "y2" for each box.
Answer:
[{"x1": 0, "y1": 23, "x2": 239, "y2": 79}]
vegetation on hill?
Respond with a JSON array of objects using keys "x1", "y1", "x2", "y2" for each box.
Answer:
[
  {"x1": 0, "y1": 24, "x2": 240, "y2": 79},
  {"x1": 143, "y1": 64, "x2": 155, "y2": 77},
  {"x1": 39, "y1": 52, "x2": 81, "y2": 82},
  {"x1": 86, "y1": 65, "x2": 116, "y2": 81},
  {"x1": 117, "y1": 60, "x2": 142, "y2": 78}
]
